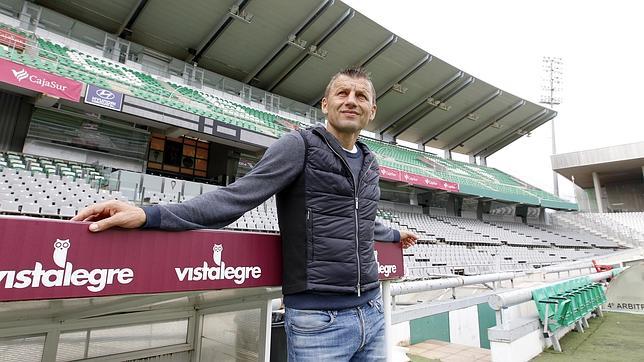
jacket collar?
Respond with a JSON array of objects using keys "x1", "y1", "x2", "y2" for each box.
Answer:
[{"x1": 311, "y1": 125, "x2": 373, "y2": 158}]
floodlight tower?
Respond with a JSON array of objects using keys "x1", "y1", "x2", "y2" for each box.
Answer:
[{"x1": 540, "y1": 56, "x2": 563, "y2": 197}]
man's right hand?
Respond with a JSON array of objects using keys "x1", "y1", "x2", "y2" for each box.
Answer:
[{"x1": 71, "y1": 200, "x2": 147, "y2": 232}]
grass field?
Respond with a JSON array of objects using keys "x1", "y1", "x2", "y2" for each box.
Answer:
[{"x1": 533, "y1": 312, "x2": 644, "y2": 362}]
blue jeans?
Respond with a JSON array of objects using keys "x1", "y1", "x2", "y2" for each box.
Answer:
[{"x1": 284, "y1": 295, "x2": 385, "y2": 361}]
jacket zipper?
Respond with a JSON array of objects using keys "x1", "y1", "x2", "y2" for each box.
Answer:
[
  {"x1": 354, "y1": 157, "x2": 375, "y2": 297},
  {"x1": 306, "y1": 209, "x2": 312, "y2": 260},
  {"x1": 319, "y1": 133, "x2": 374, "y2": 297}
]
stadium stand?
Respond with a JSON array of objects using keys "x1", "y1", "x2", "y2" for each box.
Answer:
[
  {"x1": 0, "y1": 153, "x2": 120, "y2": 217},
  {"x1": 603, "y1": 212, "x2": 644, "y2": 233},
  {"x1": 1, "y1": 24, "x2": 308, "y2": 139},
  {"x1": 0, "y1": 19, "x2": 575, "y2": 210},
  {"x1": 376, "y1": 208, "x2": 618, "y2": 278},
  {"x1": 402, "y1": 242, "x2": 612, "y2": 277},
  {"x1": 551, "y1": 212, "x2": 641, "y2": 247},
  {"x1": 377, "y1": 208, "x2": 618, "y2": 248},
  {"x1": 361, "y1": 137, "x2": 571, "y2": 206},
  {"x1": 0, "y1": 15, "x2": 629, "y2": 284},
  {"x1": 0, "y1": 149, "x2": 620, "y2": 283}
]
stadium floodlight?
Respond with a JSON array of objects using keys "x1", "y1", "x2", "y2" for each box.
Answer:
[
  {"x1": 540, "y1": 56, "x2": 564, "y2": 197},
  {"x1": 467, "y1": 113, "x2": 480, "y2": 121},
  {"x1": 540, "y1": 57, "x2": 563, "y2": 105}
]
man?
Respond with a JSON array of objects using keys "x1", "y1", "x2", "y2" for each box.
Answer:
[{"x1": 73, "y1": 67, "x2": 417, "y2": 361}]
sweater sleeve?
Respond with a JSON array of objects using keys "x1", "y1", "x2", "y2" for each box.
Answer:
[
  {"x1": 142, "y1": 131, "x2": 305, "y2": 230},
  {"x1": 374, "y1": 219, "x2": 400, "y2": 243}
]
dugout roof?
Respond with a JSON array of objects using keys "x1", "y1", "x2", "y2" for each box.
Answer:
[{"x1": 32, "y1": 0, "x2": 554, "y2": 157}]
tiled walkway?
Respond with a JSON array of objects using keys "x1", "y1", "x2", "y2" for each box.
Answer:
[{"x1": 407, "y1": 340, "x2": 491, "y2": 362}]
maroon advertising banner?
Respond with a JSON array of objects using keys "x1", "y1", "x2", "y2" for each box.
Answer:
[
  {"x1": 373, "y1": 241, "x2": 404, "y2": 280},
  {"x1": 378, "y1": 166, "x2": 402, "y2": 182},
  {"x1": 379, "y1": 165, "x2": 460, "y2": 192},
  {"x1": 0, "y1": 58, "x2": 82, "y2": 102},
  {"x1": 401, "y1": 171, "x2": 460, "y2": 192},
  {"x1": 0, "y1": 217, "x2": 404, "y2": 302}
]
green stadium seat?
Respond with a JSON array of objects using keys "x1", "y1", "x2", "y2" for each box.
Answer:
[
  {"x1": 533, "y1": 287, "x2": 572, "y2": 333},
  {"x1": 533, "y1": 276, "x2": 606, "y2": 348}
]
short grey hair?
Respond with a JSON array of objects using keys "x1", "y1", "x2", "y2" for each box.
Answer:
[{"x1": 323, "y1": 66, "x2": 376, "y2": 104}]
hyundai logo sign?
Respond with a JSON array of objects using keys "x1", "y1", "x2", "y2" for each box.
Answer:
[
  {"x1": 96, "y1": 89, "x2": 115, "y2": 100},
  {"x1": 85, "y1": 84, "x2": 123, "y2": 111}
]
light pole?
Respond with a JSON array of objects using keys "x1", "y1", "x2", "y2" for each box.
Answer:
[{"x1": 540, "y1": 56, "x2": 563, "y2": 197}]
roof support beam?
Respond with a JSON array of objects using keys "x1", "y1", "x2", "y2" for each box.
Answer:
[
  {"x1": 391, "y1": 76, "x2": 475, "y2": 138},
  {"x1": 355, "y1": 34, "x2": 398, "y2": 68},
  {"x1": 378, "y1": 71, "x2": 463, "y2": 137},
  {"x1": 480, "y1": 114, "x2": 556, "y2": 158},
  {"x1": 189, "y1": 0, "x2": 251, "y2": 63},
  {"x1": 477, "y1": 111, "x2": 556, "y2": 158},
  {"x1": 308, "y1": 34, "x2": 398, "y2": 105},
  {"x1": 243, "y1": 0, "x2": 334, "y2": 84},
  {"x1": 446, "y1": 100, "x2": 525, "y2": 151},
  {"x1": 418, "y1": 90, "x2": 501, "y2": 145},
  {"x1": 267, "y1": 8, "x2": 355, "y2": 92},
  {"x1": 117, "y1": 0, "x2": 149, "y2": 39},
  {"x1": 376, "y1": 54, "x2": 431, "y2": 101},
  {"x1": 471, "y1": 109, "x2": 548, "y2": 156}
]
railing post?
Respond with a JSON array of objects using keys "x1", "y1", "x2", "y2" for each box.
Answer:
[
  {"x1": 382, "y1": 281, "x2": 392, "y2": 362},
  {"x1": 258, "y1": 298, "x2": 273, "y2": 362}
]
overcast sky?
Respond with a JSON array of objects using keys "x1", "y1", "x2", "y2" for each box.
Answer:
[{"x1": 344, "y1": 0, "x2": 644, "y2": 201}]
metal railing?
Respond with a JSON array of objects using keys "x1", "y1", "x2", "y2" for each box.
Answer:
[
  {"x1": 381, "y1": 260, "x2": 624, "y2": 360},
  {"x1": 486, "y1": 268, "x2": 621, "y2": 327},
  {"x1": 382, "y1": 271, "x2": 524, "y2": 359}
]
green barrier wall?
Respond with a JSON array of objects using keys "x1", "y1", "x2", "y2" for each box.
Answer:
[
  {"x1": 410, "y1": 312, "x2": 450, "y2": 344},
  {"x1": 477, "y1": 303, "x2": 497, "y2": 349}
]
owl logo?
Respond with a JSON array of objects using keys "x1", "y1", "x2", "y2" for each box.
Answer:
[
  {"x1": 53, "y1": 239, "x2": 71, "y2": 268},
  {"x1": 212, "y1": 244, "x2": 223, "y2": 266}
]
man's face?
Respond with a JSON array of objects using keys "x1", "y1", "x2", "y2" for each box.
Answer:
[{"x1": 321, "y1": 75, "x2": 377, "y2": 135}]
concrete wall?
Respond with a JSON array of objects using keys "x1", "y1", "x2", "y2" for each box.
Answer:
[
  {"x1": 449, "y1": 305, "x2": 480, "y2": 347},
  {"x1": 605, "y1": 181, "x2": 644, "y2": 212},
  {"x1": 406, "y1": 302, "x2": 498, "y2": 349},
  {"x1": 490, "y1": 329, "x2": 543, "y2": 362},
  {"x1": 552, "y1": 142, "x2": 644, "y2": 170}
]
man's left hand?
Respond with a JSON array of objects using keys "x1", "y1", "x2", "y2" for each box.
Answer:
[{"x1": 399, "y1": 230, "x2": 418, "y2": 249}]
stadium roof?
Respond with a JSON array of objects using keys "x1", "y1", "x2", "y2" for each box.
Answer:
[
  {"x1": 551, "y1": 142, "x2": 644, "y2": 188},
  {"x1": 33, "y1": 0, "x2": 555, "y2": 157}
]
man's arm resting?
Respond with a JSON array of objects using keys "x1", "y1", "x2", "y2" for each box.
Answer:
[
  {"x1": 374, "y1": 220, "x2": 418, "y2": 249},
  {"x1": 72, "y1": 200, "x2": 147, "y2": 232},
  {"x1": 142, "y1": 131, "x2": 305, "y2": 230},
  {"x1": 74, "y1": 132, "x2": 305, "y2": 232}
]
